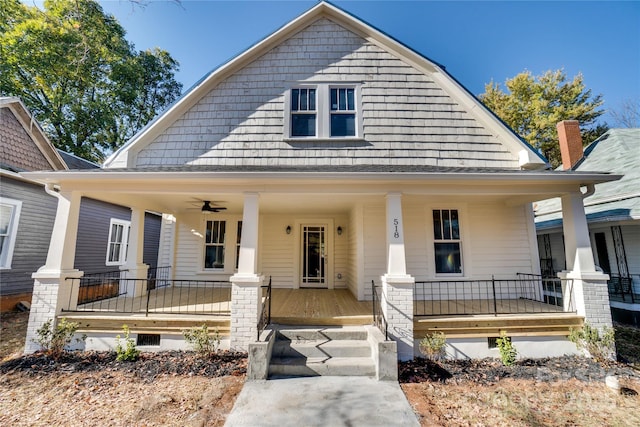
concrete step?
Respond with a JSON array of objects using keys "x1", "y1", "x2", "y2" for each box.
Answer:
[
  {"x1": 272, "y1": 339, "x2": 372, "y2": 358},
  {"x1": 275, "y1": 326, "x2": 368, "y2": 341},
  {"x1": 269, "y1": 356, "x2": 376, "y2": 378}
]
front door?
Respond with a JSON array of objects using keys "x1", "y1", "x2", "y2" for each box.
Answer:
[{"x1": 301, "y1": 225, "x2": 327, "y2": 288}]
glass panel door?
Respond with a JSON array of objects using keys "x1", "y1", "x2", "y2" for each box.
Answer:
[{"x1": 302, "y1": 225, "x2": 326, "y2": 287}]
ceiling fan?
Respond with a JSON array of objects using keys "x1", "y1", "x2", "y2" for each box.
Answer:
[{"x1": 201, "y1": 200, "x2": 227, "y2": 213}]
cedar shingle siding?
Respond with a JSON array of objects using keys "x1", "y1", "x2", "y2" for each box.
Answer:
[
  {"x1": 0, "y1": 108, "x2": 53, "y2": 172},
  {"x1": 136, "y1": 20, "x2": 514, "y2": 169}
]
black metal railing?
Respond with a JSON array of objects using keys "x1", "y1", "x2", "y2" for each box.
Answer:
[
  {"x1": 414, "y1": 275, "x2": 574, "y2": 317},
  {"x1": 146, "y1": 265, "x2": 172, "y2": 287},
  {"x1": 371, "y1": 280, "x2": 388, "y2": 340},
  {"x1": 608, "y1": 274, "x2": 638, "y2": 303},
  {"x1": 76, "y1": 269, "x2": 126, "y2": 305},
  {"x1": 257, "y1": 276, "x2": 272, "y2": 340},
  {"x1": 69, "y1": 275, "x2": 231, "y2": 316}
]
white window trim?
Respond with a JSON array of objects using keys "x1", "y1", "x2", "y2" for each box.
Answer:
[
  {"x1": 199, "y1": 217, "x2": 243, "y2": 274},
  {"x1": 284, "y1": 83, "x2": 363, "y2": 140},
  {"x1": 0, "y1": 197, "x2": 22, "y2": 269},
  {"x1": 106, "y1": 218, "x2": 130, "y2": 266},
  {"x1": 427, "y1": 206, "x2": 469, "y2": 278}
]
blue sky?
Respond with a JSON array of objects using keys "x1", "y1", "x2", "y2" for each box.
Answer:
[{"x1": 88, "y1": 1, "x2": 640, "y2": 124}]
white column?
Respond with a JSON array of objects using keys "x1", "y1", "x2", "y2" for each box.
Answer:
[
  {"x1": 559, "y1": 191, "x2": 612, "y2": 331},
  {"x1": 381, "y1": 192, "x2": 415, "y2": 361},
  {"x1": 121, "y1": 207, "x2": 148, "y2": 297},
  {"x1": 230, "y1": 193, "x2": 264, "y2": 350},
  {"x1": 25, "y1": 191, "x2": 83, "y2": 354}
]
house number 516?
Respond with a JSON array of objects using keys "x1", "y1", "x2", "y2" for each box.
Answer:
[{"x1": 393, "y1": 219, "x2": 399, "y2": 238}]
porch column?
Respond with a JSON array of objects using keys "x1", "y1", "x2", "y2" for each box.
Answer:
[
  {"x1": 25, "y1": 190, "x2": 83, "y2": 354},
  {"x1": 381, "y1": 192, "x2": 415, "y2": 361},
  {"x1": 230, "y1": 192, "x2": 264, "y2": 350},
  {"x1": 558, "y1": 191, "x2": 612, "y2": 331},
  {"x1": 120, "y1": 207, "x2": 149, "y2": 298}
]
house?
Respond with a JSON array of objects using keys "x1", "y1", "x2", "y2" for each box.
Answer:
[
  {"x1": 22, "y1": 2, "x2": 619, "y2": 372},
  {"x1": 0, "y1": 97, "x2": 162, "y2": 312},
  {"x1": 535, "y1": 124, "x2": 640, "y2": 326},
  {"x1": 0, "y1": 97, "x2": 68, "y2": 311}
]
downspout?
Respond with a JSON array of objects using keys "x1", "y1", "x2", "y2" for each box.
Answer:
[
  {"x1": 43, "y1": 183, "x2": 60, "y2": 199},
  {"x1": 581, "y1": 183, "x2": 596, "y2": 199}
]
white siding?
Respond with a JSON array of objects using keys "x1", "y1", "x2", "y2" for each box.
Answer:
[
  {"x1": 466, "y1": 203, "x2": 540, "y2": 278},
  {"x1": 135, "y1": 19, "x2": 516, "y2": 169},
  {"x1": 173, "y1": 212, "x2": 350, "y2": 289}
]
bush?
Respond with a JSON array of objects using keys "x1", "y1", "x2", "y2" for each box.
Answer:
[
  {"x1": 183, "y1": 324, "x2": 220, "y2": 357},
  {"x1": 568, "y1": 323, "x2": 615, "y2": 363},
  {"x1": 419, "y1": 331, "x2": 447, "y2": 361},
  {"x1": 496, "y1": 331, "x2": 518, "y2": 366},
  {"x1": 115, "y1": 325, "x2": 140, "y2": 362},
  {"x1": 34, "y1": 318, "x2": 85, "y2": 359}
]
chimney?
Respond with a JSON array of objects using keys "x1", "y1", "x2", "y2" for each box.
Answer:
[{"x1": 557, "y1": 120, "x2": 584, "y2": 170}]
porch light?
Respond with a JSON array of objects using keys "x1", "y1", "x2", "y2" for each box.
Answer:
[
  {"x1": 337, "y1": 226, "x2": 343, "y2": 235},
  {"x1": 286, "y1": 225, "x2": 292, "y2": 234}
]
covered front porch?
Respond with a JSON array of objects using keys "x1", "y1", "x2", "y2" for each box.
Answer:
[{"x1": 23, "y1": 167, "x2": 617, "y2": 359}]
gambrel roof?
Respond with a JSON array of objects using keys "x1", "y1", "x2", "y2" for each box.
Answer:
[{"x1": 104, "y1": 1, "x2": 546, "y2": 170}]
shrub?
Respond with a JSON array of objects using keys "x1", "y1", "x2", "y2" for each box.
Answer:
[
  {"x1": 419, "y1": 331, "x2": 447, "y2": 361},
  {"x1": 568, "y1": 323, "x2": 615, "y2": 363},
  {"x1": 115, "y1": 325, "x2": 140, "y2": 362},
  {"x1": 183, "y1": 324, "x2": 220, "y2": 357},
  {"x1": 496, "y1": 331, "x2": 518, "y2": 366},
  {"x1": 34, "y1": 318, "x2": 85, "y2": 359}
]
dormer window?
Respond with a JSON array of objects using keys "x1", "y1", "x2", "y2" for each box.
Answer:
[
  {"x1": 291, "y1": 88, "x2": 317, "y2": 137},
  {"x1": 330, "y1": 87, "x2": 355, "y2": 137},
  {"x1": 285, "y1": 84, "x2": 361, "y2": 139}
]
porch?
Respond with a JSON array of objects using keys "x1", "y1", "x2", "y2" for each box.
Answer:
[{"x1": 60, "y1": 274, "x2": 582, "y2": 341}]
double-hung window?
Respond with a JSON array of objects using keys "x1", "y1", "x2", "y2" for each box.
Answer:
[
  {"x1": 330, "y1": 87, "x2": 356, "y2": 137},
  {"x1": 287, "y1": 84, "x2": 360, "y2": 139},
  {"x1": 106, "y1": 219, "x2": 130, "y2": 266},
  {"x1": 433, "y1": 209, "x2": 463, "y2": 274},
  {"x1": 204, "y1": 220, "x2": 226, "y2": 269},
  {"x1": 0, "y1": 197, "x2": 22, "y2": 269},
  {"x1": 290, "y1": 88, "x2": 317, "y2": 137}
]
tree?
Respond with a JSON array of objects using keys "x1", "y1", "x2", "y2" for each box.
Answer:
[
  {"x1": 610, "y1": 99, "x2": 640, "y2": 128},
  {"x1": 479, "y1": 69, "x2": 606, "y2": 168},
  {"x1": 0, "y1": 0, "x2": 182, "y2": 162}
]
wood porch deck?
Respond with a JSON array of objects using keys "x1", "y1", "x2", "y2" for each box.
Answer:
[{"x1": 63, "y1": 288, "x2": 581, "y2": 338}]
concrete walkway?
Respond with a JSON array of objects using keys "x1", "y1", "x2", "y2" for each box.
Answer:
[{"x1": 224, "y1": 376, "x2": 420, "y2": 427}]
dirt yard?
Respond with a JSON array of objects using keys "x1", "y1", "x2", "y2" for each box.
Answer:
[{"x1": 2, "y1": 311, "x2": 639, "y2": 426}]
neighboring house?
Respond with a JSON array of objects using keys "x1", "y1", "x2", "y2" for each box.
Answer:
[
  {"x1": 23, "y1": 2, "x2": 619, "y2": 372},
  {"x1": 0, "y1": 97, "x2": 162, "y2": 312},
  {"x1": 0, "y1": 97, "x2": 67, "y2": 311},
  {"x1": 535, "y1": 125, "x2": 640, "y2": 326}
]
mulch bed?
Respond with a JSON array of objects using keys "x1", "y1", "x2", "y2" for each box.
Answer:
[
  {"x1": 399, "y1": 356, "x2": 640, "y2": 386},
  {"x1": 0, "y1": 350, "x2": 247, "y2": 382}
]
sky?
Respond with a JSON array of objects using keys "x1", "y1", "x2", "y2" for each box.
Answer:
[{"x1": 31, "y1": 0, "x2": 640, "y2": 125}]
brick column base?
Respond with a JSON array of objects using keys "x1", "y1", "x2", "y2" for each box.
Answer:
[
  {"x1": 559, "y1": 271, "x2": 613, "y2": 330},
  {"x1": 381, "y1": 274, "x2": 415, "y2": 361},
  {"x1": 230, "y1": 275, "x2": 264, "y2": 351},
  {"x1": 25, "y1": 270, "x2": 83, "y2": 354}
]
